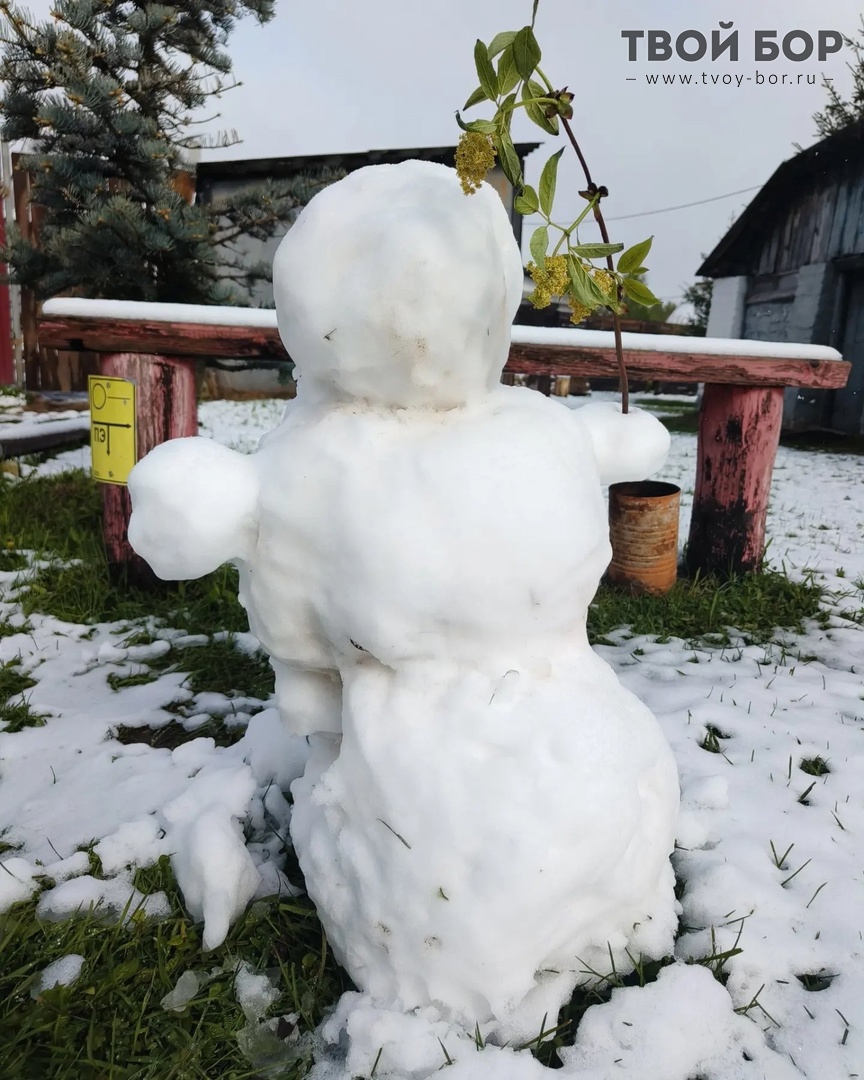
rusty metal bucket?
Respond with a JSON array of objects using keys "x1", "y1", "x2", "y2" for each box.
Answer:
[{"x1": 607, "y1": 481, "x2": 681, "y2": 596}]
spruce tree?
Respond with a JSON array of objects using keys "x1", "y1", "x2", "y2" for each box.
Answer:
[
  {"x1": 0, "y1": 0, "x2": 330, "y2": 303},
  {"x1": 813, "y1": 18, "x2": 864, "y2": 137}
]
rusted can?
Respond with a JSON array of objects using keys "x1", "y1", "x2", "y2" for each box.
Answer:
[{"x1": 607, "y1": 481, "x2": 681, "y2": 596}]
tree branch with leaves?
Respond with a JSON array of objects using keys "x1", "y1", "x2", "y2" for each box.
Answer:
[{"x1": 454, "y1": 3, "x2": 663, "y2": 412}]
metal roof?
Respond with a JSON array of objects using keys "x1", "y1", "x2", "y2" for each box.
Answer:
[{"x1": 196, "y1": 143, "x2": 542, "y2": 185}]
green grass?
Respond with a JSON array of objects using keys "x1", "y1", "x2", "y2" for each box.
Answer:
[
  {"x1": 0, "y1": 462, "x2": 840, "y2": 1076},
  {"x1": 800, "y1": 756, "x2": 831, "y2": 777},
  {"x1": 0, "y1": 857, "x2": 349, "y2": 1080},
  {"x1": 0, "y1": 659, "x2": 47, "y2": 732},
  {"x1": 635, "y1": 400, "x2": 864, "y2": 454},
  {"x1": 114, "y1": 715, "x2": 248, "y2": 751},
  {"x1": 117, "y1": 634, "x2": 274, "y2": 702},
  {"x1": 635, "y1": 398, "x2": 699, "y2": 434},
  {"x1": 588, "y1": 569, "x2": 826, "y2": 648},
  {"x1": 0, "y1": 471, "x2": 248, "y2": 632}
]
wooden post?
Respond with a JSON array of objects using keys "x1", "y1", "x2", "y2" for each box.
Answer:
[
  {"x1": 686, "y1": 384, "x2": 784, "y2": 578},
  {"x1": 99, "y1": 352, "x2": 197, "y2": 586}
]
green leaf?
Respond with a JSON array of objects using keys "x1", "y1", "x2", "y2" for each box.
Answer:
[
  {"x1": 530, "y1": 225, "x2": 549, "y2": 269},
  {"x1": 463, "y1": 86, "x2": 487, "y2": 110},
  {"x1": 497, "y1": 45, "x2": 521, "y2": 96},
  {"x1": 623, "y1": 277, "x2": 662, "y2": 307},
  {"x1": 474, "y1": 39, "x2": 499, "y2": 101},
  {"x1": 512, "y1": 26, "x2": 541, "y2": 81},
  {"x1": 493, "y1": 129, "x2": 522, "y2": 188},
  {"x1": 496, "y1": 92, "x2": 517, "y2": 135},
  {"x1": 567, "y1": 257, "x2": 594, "y2": 307},
  {"x1": 488, "y1": 30, "x2": 517, "y2": 59},
  {"x1": 571, "y1": 242, "x2": 624, "y2": 258},
  {"x1": 567, "y1": 257, "x2": 608, "y2": 307},
  {"x1": 463, "y1": 118, "x2": 497, "y2": 134},
  {"x1": 514, "y1": 185, "x2": 539, "y2": 215},
  {"x1": 538, "y1": 147, "x2": 564, "y2": 217},
  {"x1": 618, "y1": 236, "x2": 654, "y2": 274},
  {"x1": 522, "y1": 79, "x2": 559, "y2": 135}
]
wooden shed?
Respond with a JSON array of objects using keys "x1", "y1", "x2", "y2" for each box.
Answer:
[{"x1": 700, "y1": 119, "x2": 864, "y2": 434}]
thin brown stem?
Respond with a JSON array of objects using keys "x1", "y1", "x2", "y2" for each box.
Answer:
[{"x1": 561, "y1": 116, "x2": 629, "y2": 413}]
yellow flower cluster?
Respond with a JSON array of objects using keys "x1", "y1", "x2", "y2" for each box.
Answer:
[
  {"x1": 590, "y1": 268, "x2": 616, "y2": 299},
  {"x1": 526, "y1": 255, "x2": 568, "y2": 309},
  {"x1": 568, "y1": 298, "x2": 592, "y2": 325},
  {"x1": 455, "y1": 132, "x2": 496, "y2": 195}
]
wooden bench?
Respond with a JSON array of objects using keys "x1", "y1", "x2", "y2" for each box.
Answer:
[{"x1": 38, "y1": 298, "x2": 851, "y2": 584}]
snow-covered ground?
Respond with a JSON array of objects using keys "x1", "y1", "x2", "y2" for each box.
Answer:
[{"x1": 1, "y1": 393, "x2": 863, "y2": 1079}]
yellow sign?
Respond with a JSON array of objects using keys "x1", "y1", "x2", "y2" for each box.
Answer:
[{"x1": 88, "y1": 376, "x2": 137, "y2": 485}]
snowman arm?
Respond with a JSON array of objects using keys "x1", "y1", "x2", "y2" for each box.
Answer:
[
  {"x1": 574, "y1": 402, "x2": 671, "y2": 486},
  {"x1": 128, "y1": 437, "x2": 259, "y2": 580}
]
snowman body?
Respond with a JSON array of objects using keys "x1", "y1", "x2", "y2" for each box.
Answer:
[{"x1": 127, "y1": 160, "x2": 680, "y2": 1041}]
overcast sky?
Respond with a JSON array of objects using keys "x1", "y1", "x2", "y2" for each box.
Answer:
[
  {"x1": 19, "y1": 0, "x2": 861, "y2": 317},
  {"x1": 197, "y1": 0, "x2": 861, "y2": 320}
]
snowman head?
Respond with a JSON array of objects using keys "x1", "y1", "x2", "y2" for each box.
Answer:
[{"x1": 272, "y1": 159, "x2": 523, "y2": 408}]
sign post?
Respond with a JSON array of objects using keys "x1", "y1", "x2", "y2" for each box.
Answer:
[
  {"x1": 88, "y1": 375, "x2": 137, "y2": 484},
  {"x1": 93, "y1": 353, "x2": 196, "y2": 586}
]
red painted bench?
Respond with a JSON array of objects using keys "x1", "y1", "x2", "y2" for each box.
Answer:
[{"x1": 38, "y1": 298, "x2": 851, "y2": 584}]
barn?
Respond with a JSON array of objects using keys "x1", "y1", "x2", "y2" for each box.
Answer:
[{"x1": 700, "y1": 118, "x2": 864, "y2": 434}]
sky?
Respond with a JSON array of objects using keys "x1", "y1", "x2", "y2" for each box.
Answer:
[
  {"x1": 18, "y1": 0, "x2": 864, "y2": 319},
  {"x1": 196, "y1": 0, "x2": 862, "y2": 321}
]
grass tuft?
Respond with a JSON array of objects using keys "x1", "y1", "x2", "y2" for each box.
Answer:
[
  {"x1": 0, "y1": 856, "x2": 349, "y2": 1080},
  {"x1": 114, "y1": 717, "x2": 247, "y2": 751},
  {"x1": 799, "y1": 756, "x2": 831, "y2": 777},
  {"x1": 589, "y1": 569, "x2": 825, "y2": 648},
  {"x1": 699, "y1": 725, "x2": 730, "y2": 755},
  {"x1": 796, "y1": 972, "x2": 836, "y2": 992},
  {"x1": 0, "y1": 659, "x2": 46, "y2": 732}
]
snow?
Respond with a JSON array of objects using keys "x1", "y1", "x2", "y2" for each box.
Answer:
[
  {"x1": 128, "y1": 436, "x2": 260, "y2": 580},
  {"x1": 0, "y1": 416, "x2": 88, "y2": 440},
  {"x1": 161, "y1": 969, "x2": 202, "y2": 1013},
  {"x1": 510, "y1": 324, "x2": 844, "y2": 362},
  {"x1": 162, "y1": 761, "x2": 262, "y2": 951},
  {"x1": 36, "y1": 873, "x2": 171, "y2": 923},
  {"x1": 560, "y1": 964, "x2": 803, "y2": 1079},
  {"x1": 2, "y1": 392, "x2": 864, "y2": 1076},
  {"x1": 128, "y1": 161, "x2": 681, "y2": 1041},
  {"x1": 0, "y1": 856, "x2": 39, "y2": 910},
  {"x1": 234, "y1": 959, "x2": 280, "y2": 1021},
  {"x1": 33, "y1": 953, "x2": 85, "y2": 996},
  {"x1": 3, "y1": 163, "x2": 863, "y2": 1076},
  {"x1": 41, "y1": 296, "x2": 281, "y2": 329}
]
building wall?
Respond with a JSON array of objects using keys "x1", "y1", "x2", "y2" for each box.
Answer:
[
  {"x1": 204, "y1": 165, "x2": 520, "y2": 309},
  {"x1": 747, "y1": 162, "x2": 864, "y2": 276},
  {"x1": 734, "y1": 262, "x2": 846, "y2": 429}
]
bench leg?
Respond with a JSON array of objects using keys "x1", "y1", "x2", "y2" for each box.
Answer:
[
  {"x1": 686, "y1": 383, "x2": 784, "y2": 578},
  {"x1": 99, "y1": 352, "x2": 197, "y2": 587}
]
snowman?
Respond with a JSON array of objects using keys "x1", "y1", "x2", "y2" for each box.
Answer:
[{"x1": 128, "y1": 160, "x2": 680, "y2": 1043}]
